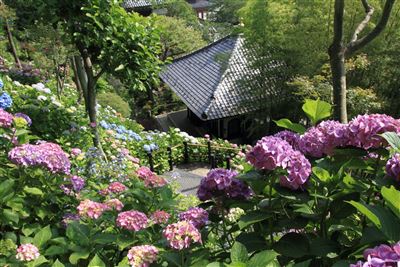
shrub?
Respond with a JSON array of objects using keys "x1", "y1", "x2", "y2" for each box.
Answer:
[{"x1": 97, "y1": 92, "x2": 131, "y2": 118}]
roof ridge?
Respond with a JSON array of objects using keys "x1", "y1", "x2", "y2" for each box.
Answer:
[
  {"x1": 172, "y1": 34, "x2": 237, "y2": 63},
  {"x1": 202, "y1": 36, "x2": 242, "y2": 118}
]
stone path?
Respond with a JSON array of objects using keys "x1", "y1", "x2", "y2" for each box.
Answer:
[{"x1": 162, "y1": 163, "x2": 210, "y2": 195}]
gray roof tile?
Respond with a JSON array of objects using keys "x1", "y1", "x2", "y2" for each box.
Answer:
[{"x1": 160, "y1": 36, "x2": 282, "y2": 120}]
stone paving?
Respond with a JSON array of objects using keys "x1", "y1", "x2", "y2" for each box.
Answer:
[{"x1": 162, "y1": 163, "x2": 210, "y2": 195}]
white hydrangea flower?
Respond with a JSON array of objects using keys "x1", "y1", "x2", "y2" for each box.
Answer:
[
  {"x1": 227, "y1": 208, "x2": 245, "y2": 223},
  {"x1": 37, "y1": 95, "x2": 47, "y2": 101}
]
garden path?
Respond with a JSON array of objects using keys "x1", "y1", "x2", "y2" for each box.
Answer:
[{"x1": 162, "y1": 163, "x2": 209, "y2": 195}]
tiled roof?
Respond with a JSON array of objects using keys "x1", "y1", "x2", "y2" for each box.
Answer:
[
  {"x1": 191, "y1": 0, "x2": 210, "y2": 9},
  {"x1": 160, "y1": 36, "x2": 282, "y2": 121},
  {"x1": 122, "y1": 0, "x2": 163, "y2": 9}
]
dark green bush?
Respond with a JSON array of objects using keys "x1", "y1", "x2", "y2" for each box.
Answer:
[{"x1": 97, "y1": 92, "x2": 131, "y2": 118}]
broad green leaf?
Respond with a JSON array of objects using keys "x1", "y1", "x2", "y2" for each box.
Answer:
[
  {"x1": 235, "y1": 232, "x2": 268, "y2": 253},
  {"x1": 381, "y1": 186, "x2": 400, "y2": 218},
  {"x1": 380, "y1": 132, "x2": 400, "y2": 151},
  {"x1": 162, "y1": 252, "x2": 181, "y2": 267},
  {"x1": 292, "y1": 259, "x2": 312, "y2": 267},
  {"x1": 302, "y1": 99, "x2": 331, "y2": 125},
  {"x1": 88, "y1": 254, "x2": 106, "y2": 267},
  {"x1": 0, "y1": 179, "x2": 14, "y2": 201},
  {"x1": 273, "y1": 118, "x2": 306, "y2": 134},
  {"x1": 2, "y1": 209, "x2": 19, "y2": 223},
  {"x1": 238, "y1": 212, "x2": 270, "y2": 230},
  {"x1": 273, "y1": 233, "x2": 310, "y2": 258},
  {"x1": 33, "y1": 225, "x2": 52, "y2": 248},
  {"x1": 207, "y1": 263, "x2": 226, "y2": 267},
  {"x1": 312, "y1": 167, "x2": 331, "y2": 183},
  {"x1": 347, "y1": 201, "x2": 380, "y2": 227},
  {"x1": 248, "y1": 250, "x2": 279, "y2": 266},
  {"x1": 26, "y1": 255, "x2": 48, "y2": 267},
  {"x1": 69, "y1": 250, "x2": 90, "y2": 265},
  {"x1": 45, "y1": 245, "x2": 66, "y2": 256},
  {"x1": 52, "y1": 259, "x2": 65, "y2": 267},
  {"x1": 24, "y1": 186, "x2": 44, "y2": 196},
  {"x1": 231, "y1": 242, "x2": 248, "y2": 263},
  {"x1": 66, "y1": 222, "x2": 90, "y2": 246},
  {"x1": 309, "y1": 238, "x2": 338, "y2": 257},
  {"x1": 92, "y1": 233, "x2": 117, "y2": 244}
]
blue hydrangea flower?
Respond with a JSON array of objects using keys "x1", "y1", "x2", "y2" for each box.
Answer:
[
  {"x1": 149, "y1": 143, "x2": 159, "y2": 151},
  {"x1": 0, "y1": 78, "x2": 3, "y2": 89},
  {"x1": 143, "y1": 144, "x2": 151, "y2": 153},
  {"x1": 0, "y1": 92, "x2": 12, "y2": 109},
  {"x1": 99, "y1": 120, "x2": 110, "y2": 129},
  {"x1": 146, "y1": 135, "x2": 153, "y2": 141}
]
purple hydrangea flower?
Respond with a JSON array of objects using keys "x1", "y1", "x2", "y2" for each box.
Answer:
[
  {"x1": 14, "y1": 113, "x2": 32, "y2": 126},
  {"x1": 348, "y1": 114, "x2": 400, "y2": 150},
  {"x1": 61, "y1": 213, "x2": 80, "y2": 227},
  {"x1": 197, "y1": 168, "x2": 252, "y2": 201},
  {"x1": 8, "y1": 142, "x2": 71, "y2": 174},
  {"x1": 70, "y1": 175, "x2": 85, "y2": 192},
  {"x1": 299, "y1": 120, "x2": 349, "y2": 157},
  {"x1": 179, "y1": 207, "x2": 208, "y2": 228},
  {"x1": 350, "y1": 242, "x2": 400, "y2": 267},
  {"x1": 279, "y1": 150, "x2": 312, "y2": 190},
  {"x1": 274, "y1": 130, "x2": 301, "y2": 150},
  {"x1": 386, "y1": 153, "x2": 400, "y2": 181}
]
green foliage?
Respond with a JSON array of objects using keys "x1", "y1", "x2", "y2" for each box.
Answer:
[
  {"x1": 97, "y1": 92, "x2": 131, "y2": 118},
  {"x1": 302, "y1": 99, "x2": 332, "y2": 125}
]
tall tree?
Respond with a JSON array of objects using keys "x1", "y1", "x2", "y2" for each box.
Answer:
[
  {"x1": 329, "y1": 0, "x2": 396, "y2": 122},
  {"x1": 7, "y1": 0, "x2": 162, "y2": 147},
  {"x1": 0, "y1": 1, "x2": 21, "y2": 68}
]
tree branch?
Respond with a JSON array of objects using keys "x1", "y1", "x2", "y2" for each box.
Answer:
[
  {"x1": 346, "y1": 0, "x2": 395, "y2": 55},
  {"x1": 349, "y1": 0, "x2": 374, "y2": 43},
  {"x1": 94, "y1": 68, "x2": 105, "y2": 82}
]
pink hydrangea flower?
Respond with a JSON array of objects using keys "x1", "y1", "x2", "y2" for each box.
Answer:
[
  {"x1": 107, "y1": 182, "x2": 127, "y2": 193},
  {"x1": 348, "y1": 114, "x2": 400, "y2": 150},
  {"x1": 150, "y1": 210, "x2": 170, "y2": 224},
  {"x1": 179, "y1": 207, "x2": 208, "y2": 228},
  {"x1": 16, "y1": 244, "x2": 40, "y2": 262},
  {"x1": 127, "y1": 245, "x2": 158, "y2": 267},
  {"x1": 77, "y1": 199, "x2": 107, "y2": 219},
  {"x1": 70, "y1": 148, "x2": 82, "y2": 157},
  {"x1": 116, "y1": 210, "x2": 148, "y2": 231},
  {"x1": 386, "y1": 153, "x2": 400, "y2": 181},
  {"x1": 136, "y1": 166, "x2": 167, "y2": 188},
  {"x1": 299, "y1": 120, "x2": 349, "y2": 157},
  {"x1": 279, "y1": 151, "x2": 312, "y2": 190},
  {"x1": 0, "y1": 109, "x2": 13, "y2": 128},
  {"x1": 163, "y1": 221, "x2": 202, "y2": 250},
  {"x1": 105, "y1": 198, "x2": 124, "y2": 211},
  {"x1": 274, "y1": 130, "x2": 301, "y2": 151},
  {"x1": 8, "y1": 142, "x2": 71, "y2": 174}
]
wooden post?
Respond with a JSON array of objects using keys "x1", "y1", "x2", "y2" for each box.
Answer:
[
  {"x1": 226, "y1": 156, "x2": 231, "y2": 170},
  {"x1": 210, "y1": 154, "x2": 216, "y2": 169},
  {"x1": 167, "y1": 146, "x2": 173, "y2": 171},
  {"x1": 207, "y1": 140, "x2": 212, "y2": 163},
  {"x1": 147, "y1": 151, "x2": 154, "y2": 172},
  {"x1": 183, "y1": 141, "x2": 189, "y2": 164}
]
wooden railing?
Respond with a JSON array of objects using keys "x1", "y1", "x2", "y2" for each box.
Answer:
[{"x1": 145, "y1": 140, "x2": 244, "y2": 173}]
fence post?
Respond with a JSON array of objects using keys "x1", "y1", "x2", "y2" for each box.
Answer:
[
  {"x1": 183, "y1": 141, "x2": 189, "y2": 164},
  {"x1": 147, "y1": 151, "x2": 154, "y2": 172},
  {"x1": 210, "y1": 154, "x2": 216, "y2": 169},
  {"x1": 207, "y1": 140, "x2": 212, "y2": 163},
  {"x1": 226, "y1": 156, "x2": 231, "y2": 169},
  {"x1": 167, "y1": 146, "x2": 173, "y2": 171}
]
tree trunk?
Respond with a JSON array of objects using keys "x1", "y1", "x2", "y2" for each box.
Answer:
[
  {"x1": 329, "y1": 48, "x2": 347, "y2": 123},
  {"x1": 70, "y1": 56, "x2": 84, "y2": 104},
  {"x1": 4, "y1": 20, "x2": 21, "y2": 69}
]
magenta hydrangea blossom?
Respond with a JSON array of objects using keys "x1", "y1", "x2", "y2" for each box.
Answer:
[
  {"x1": 150, "y1": 210, "x2": 170, "y2": 224},
  {"x1": 16, "y1": 244, "x2": 40, "y2": 262},
  {"x1": 70, "y1": 148, "x2": 82, "y2": 157},
  {"x1": 279, "y1": 150, "x2": 312, "y2": 190},
  {"x1": 299, "y1": 120, "x2": 349, "y2": 157},
  {"x1": 0, "y1": 108, "x2": 13, "y2": 128},
  {"x1": 386, "y1": 153, "x2": 400, "y2": 181},
  {"x1": 179, "y1": 207, "x2": 208, "y2": 228},
  {"x1": 350, "y1": 242, "x2": 400, "y2": 267},
  {"x1": 127, "y1": 245, "x2": 158, "y2": 267},
  {"x1": 105, "y1": 198, "x2": 124, "y2": 211},
  {"x1": 70, "y1": 175, "x2": 85, "y2": 192},
  {"x1": 274, "y1": 130, "x2": 301, "y2": 150},
  {"x1": 196, "y1": 168, "x2": 252, "y2": 201},
  {"x1": 116, "y1": 210, "x2": 148, "y2": 231},
  {"x1": 77, "y1": 199, "x2": 107, "y2": 219},
  {"x1": 136, "y1": 166, "x2": 167, "y2": 188},
  {"x1": 246, "y1": 136, "x2": 293, "y2": 170},
  {"x1": 163, "y1": 221, "x2": 202, "y2": 250},
  {"x1": 8, "y1": 142, "x2": 71, "y2": 174},
  {"x1": 348, "y1": 114, "x2": 400, "y2": 150},
  {"x1": 107, "y1": 182, "x2": 127, "y2": 193},
  {"x1": 246, "y1": 136, "x2": 311, "y2": 190}
]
